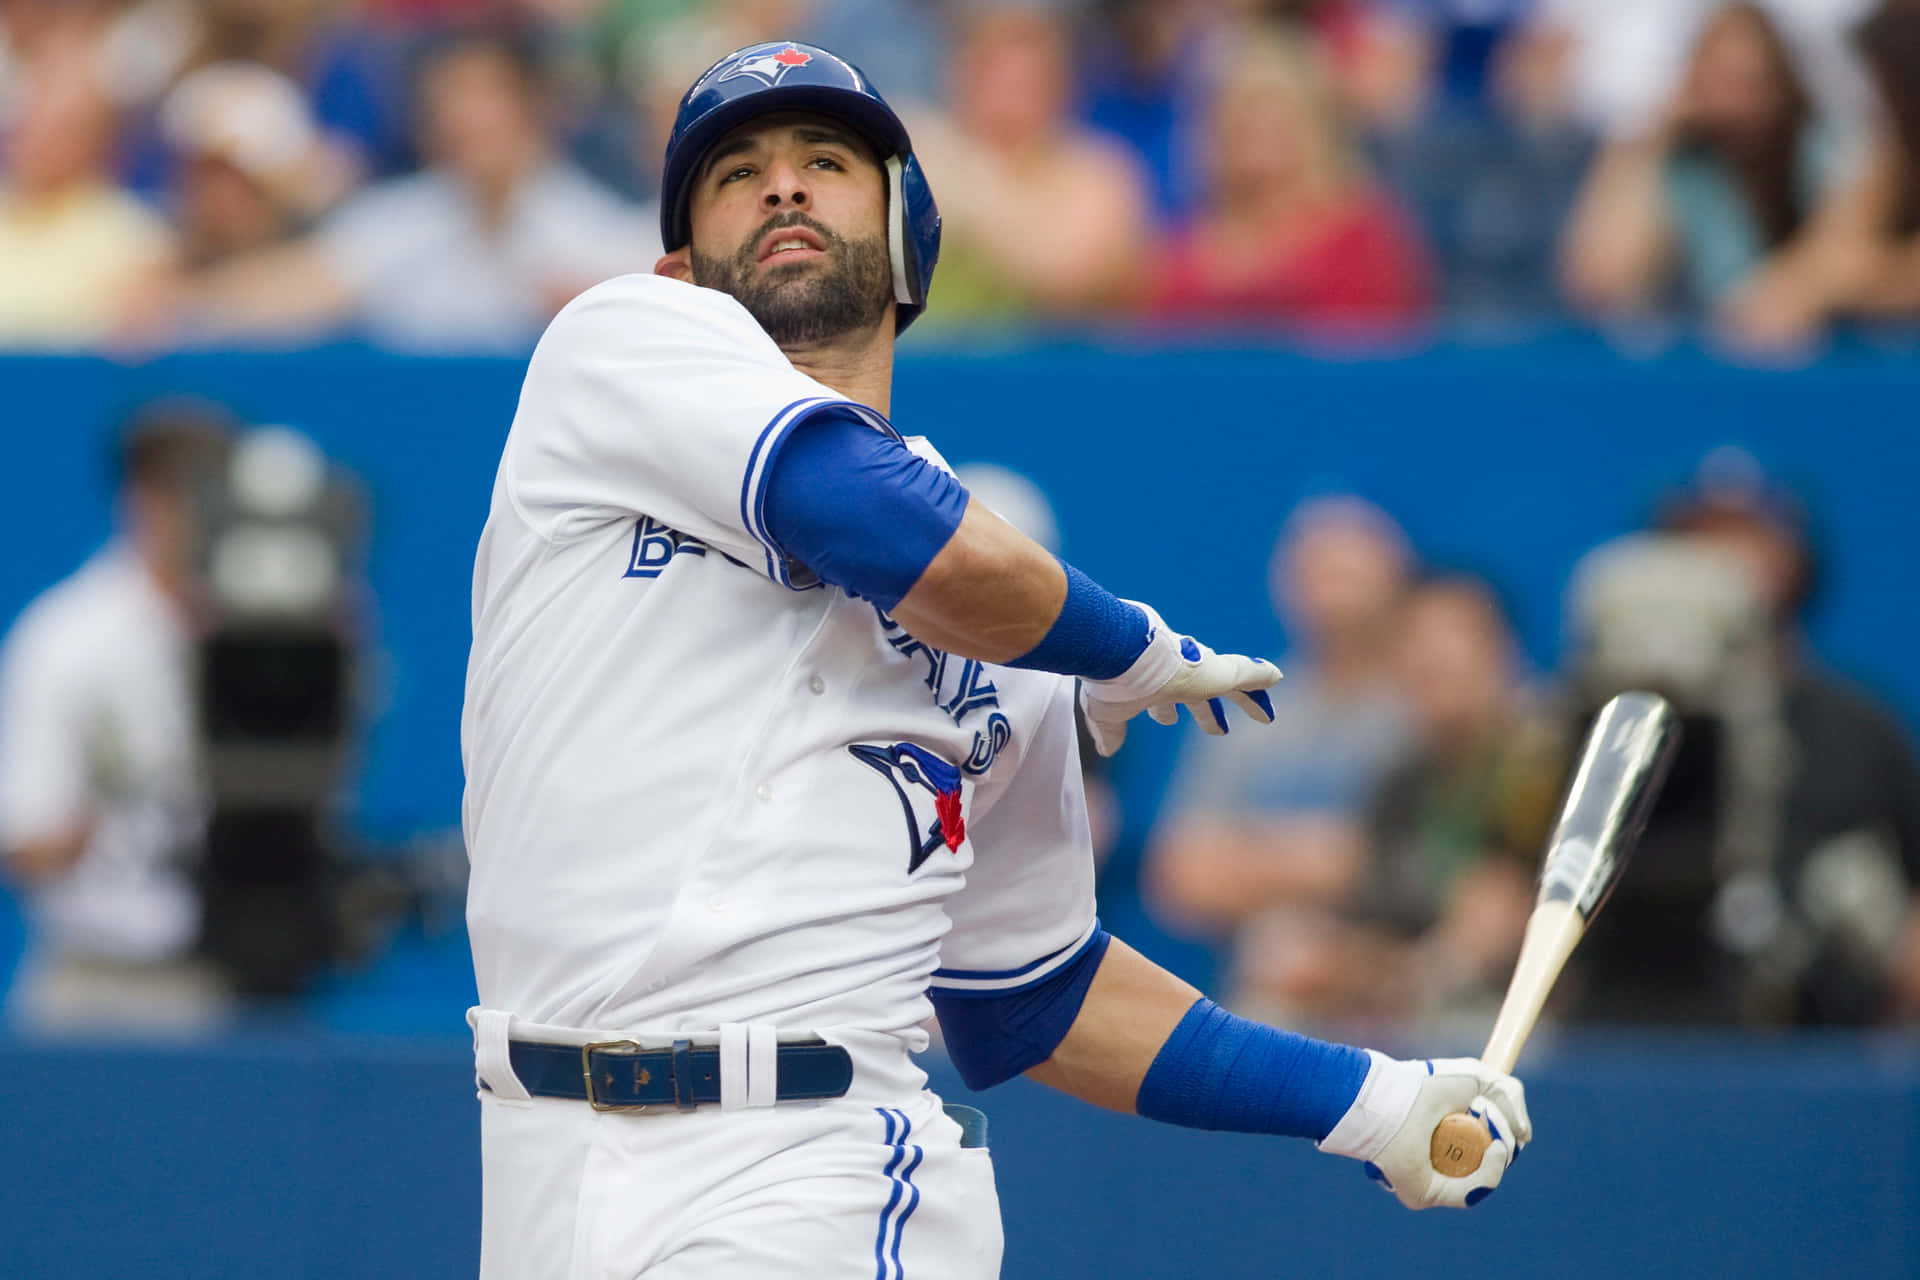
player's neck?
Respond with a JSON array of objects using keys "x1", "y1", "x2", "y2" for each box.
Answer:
[{"x1": 780, "y1": 325, "x2": 896, "y2": 417}]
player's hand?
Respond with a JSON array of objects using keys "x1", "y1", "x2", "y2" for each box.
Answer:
[
  {"x1": 1317, "y1": 1052, "x2": 1531, "y2": 1211},
  {"x1": 1077, "y1": 604, "x2": 1280, "y2": 756}
]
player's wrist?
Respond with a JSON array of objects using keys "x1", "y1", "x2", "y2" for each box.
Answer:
[
  {"x1": 1133, "y1": 998, "x2": 1370, "y2": 1142},
  {"x1": 1004, "y1": 563, "x2": 1153, "y2": 681},
  {"x1": 1316, "y1": 1050, "x2": 1424, "y2": 1162}
]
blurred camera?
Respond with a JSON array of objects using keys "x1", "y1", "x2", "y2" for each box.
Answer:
[
  {"x1": 188, "y1": 427, "x2": 367, "y2": 997},
  {"x1": 1560, "y1": 533, "x2": 1793, "y2": 1021}
]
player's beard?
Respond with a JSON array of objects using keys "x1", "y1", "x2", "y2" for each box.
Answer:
[{"x1": 691, "y1": 214, "x2": 893, "y2": 346}]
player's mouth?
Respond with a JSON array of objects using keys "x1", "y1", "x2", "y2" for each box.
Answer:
[{"x1": 756, "y1": 226, "x2": 827, "y2": 265}]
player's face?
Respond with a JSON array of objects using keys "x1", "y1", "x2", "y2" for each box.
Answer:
[{"x1": 668, "y1": 114, "x2": 894, "y2": 346}]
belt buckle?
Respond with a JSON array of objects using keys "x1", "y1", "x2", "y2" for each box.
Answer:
[{"x1": 581, "y1": 1040, "x2": 654, "y2": 1113}]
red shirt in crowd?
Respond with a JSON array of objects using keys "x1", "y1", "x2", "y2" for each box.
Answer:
[{"x1": 1149, "y1": 189, "x2": 1433, "y2": 333}]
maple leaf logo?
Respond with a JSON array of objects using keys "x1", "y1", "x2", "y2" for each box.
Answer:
[{"x1": 717, "y1": 44, "x2": 815, "y2": 86}]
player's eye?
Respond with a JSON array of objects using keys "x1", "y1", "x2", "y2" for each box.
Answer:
[
  {"x1": 719, "y1": 165, "x2": 755, "y2": 185},
  {"x1": 807, "y1": 155, "x2": 844, "y2": 171}
]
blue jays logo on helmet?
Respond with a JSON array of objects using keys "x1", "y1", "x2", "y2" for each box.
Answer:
[
  {"x1": 658, "y1": 41, "x2": 941, "y2": 332},
  {"x1": 849, "y1": 742, "x2": 966, "y2": 873},
  {"x1": 715, "y1": 43, "x2": 814, "y2": 87}
]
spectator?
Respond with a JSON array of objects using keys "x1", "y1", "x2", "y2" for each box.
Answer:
[
  {"x1": 1147, "y1": 29, "x2": 1432, "y2": 333},
  {"x1": 1659, "y1": 453, "x2": 1920, "y2": 1023},
  {"x1": 910, "y1": 4, "x2": 1151, "y2": 324},
  {"x1": 802, "y1": 0, "x2": 945, "y2": 106},
  {"x1": 565, "y1": 0, "x2": 809, "y2": 200},
  {"x1": 1236, "y1": 0, "x2": 1435, "y2": 132},
  {"x1": 2, "y1": 0, "x2": 195, "y2": 125},
  {"x1": 1559, "y1": 449, "x2": 1920, "y2": 1025},
  {"x1": 0, "y1": 405, "x2": 231, "y2": 1031},
  {"x1": 1526, "y1": 0, "x2": 1875, "y2": 144},
  {"x1": 144, "y1": 32, "x2": 659, "y2": 352},
  {"x1": 611, "y1": 7, "x2": 770, "y2": 203},
  {"x1": 1235, "y1": 576, "x2": 1556, "y2": 1026},
  {"x1": 1560, "y1": 2, "x2": 1848, "y2": 320},
  {"x1": 1370, "y1": 7, "x2": 1594, "y2": 326},
  {"x1": 0, "y1": 26, "x2": 173, "y2": 347},
  {"x1": 1148, "y1": 496, "x2": 1414, "y2": 942},
  {"x1": 1720, "y1": 0, "x2": 1920, "y2": 349},
  {"x1": 186, "y1": 0, "x2": 406, "y2": 177},
  {"x1": 98, "y1": 0, "x2": 409, "y2": 199},
  {"x1": 157, "y1": 60, "x2": 348, "y2": 269},
  {"x1": 1076, "y1": 0, "x2": 1216, "y2": 220},
  {"x1": 1387, "y1": 0, "x2": 1533, "y2": 110}
]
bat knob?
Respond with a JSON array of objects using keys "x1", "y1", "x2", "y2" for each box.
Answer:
[{"x1": 1429, "y1": 1112, "x2": 1493, "y2": 1177}]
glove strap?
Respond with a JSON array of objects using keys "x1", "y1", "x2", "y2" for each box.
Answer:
[
  {"x1": 1083, "y1": 602, "x2": 1184, "y2": 701},
  {"x1": 1317, "y1": 1050, "x2": 1424, "y2": 1162}
]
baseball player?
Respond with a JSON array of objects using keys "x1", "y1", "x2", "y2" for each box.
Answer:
[{"x1": 462, "y1": 42, "x2": 1531, "y2": 1280}]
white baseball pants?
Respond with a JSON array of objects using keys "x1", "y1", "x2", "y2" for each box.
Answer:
[{"x1": 477, "y1": 1068, "x2": 1002, "y2": 1278}]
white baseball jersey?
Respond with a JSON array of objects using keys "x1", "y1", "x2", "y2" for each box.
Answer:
[{"x1": 462, "y1": 272, "x2": 1097, "y2": 1053}]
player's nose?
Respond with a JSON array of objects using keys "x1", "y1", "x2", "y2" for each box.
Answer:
[{"x1": 759, "y1": 157, "x2": 811, "y2": 211}]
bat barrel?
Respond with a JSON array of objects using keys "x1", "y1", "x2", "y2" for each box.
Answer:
[
  {"x1": 1538, "y1": 691, "x2": 1681, "y2": 921},
  {"x1": 1425, "y1": 692, "x2": 1680, "y2": 1180}
]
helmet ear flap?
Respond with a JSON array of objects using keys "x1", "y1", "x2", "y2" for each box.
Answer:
[
  {"x1": 889, "y1": 151, "x2": 940, "y2": 331},
  {"x1": 886, "y1": 154, "x2": 916, "y2": 309}
]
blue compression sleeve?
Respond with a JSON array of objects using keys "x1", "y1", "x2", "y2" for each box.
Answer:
[
  {"x1": 929, "y1": 930, "x2": 1112, "y2": 1092},
  {"x1": 761, "y1": 407, "x2": 970, "y2": 612},
  {"x1": 761, "y1": 408, "x2": 1149, "y2": 676},
  {"x1": 1005, "y1": 562, "x2": 1151, "y2": 680},
  {"x1": 1135, "y1": 999, "x2": 1370, "y2": 1142}
]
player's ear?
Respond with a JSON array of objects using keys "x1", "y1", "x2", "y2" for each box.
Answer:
[{"x1": 654, "y1": 249, "x2": 693, "y2": 283}]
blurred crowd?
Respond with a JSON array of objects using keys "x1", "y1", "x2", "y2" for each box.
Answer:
[
  {"x1": 4, "y1": 404, "x2": 1919, "y2": 1038},
  {"x1": 1145, "y1": 462, "x2": 1920, "y2": 1038},
  {"x1": 2, "y1": 0, "x2": 1920, "y2": 353},
  {"x1": 2, "y1": 0, "x2": 1919, "y2": 1043}
]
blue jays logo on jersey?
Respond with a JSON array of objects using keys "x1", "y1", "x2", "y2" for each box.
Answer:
[
  {"x1": 849, "y1": 742, "x2": 966, "y2": 874},
  {"x1": 874, "y1": 610, "x2": 1011, "y2": 777},
  {"x1": 716, "y1": 44, "x2": 814, "y2": 88}
]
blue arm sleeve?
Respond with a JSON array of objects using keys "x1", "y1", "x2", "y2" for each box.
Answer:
[
  {"x1": 762, "y1": 408, "x2": 1152, "y2": 678},
  {"x1": 1135, "y1": 999, "x2": 1370, "y2": 1142},
  {"x1": 929, "y1": 929, "x2": 1112, "y2": 1092},
  {"x1": 1004, "y1": 562, "x2": 1150, "y2": 680},
  {"x1": 760, "y1": 408, "x2": 970, "y2": 612}
]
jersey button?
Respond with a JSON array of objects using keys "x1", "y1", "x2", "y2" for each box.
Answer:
[
  {"x1": 808, "y1": 675, "x2": 826, "y2": 696},
  {"x1": 755, "y1": 783, "x2": 772, "y2": 803}
]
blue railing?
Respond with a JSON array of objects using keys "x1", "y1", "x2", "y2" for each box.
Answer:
[{"x1": 0, "y1": 1030, "x2": 1913, "y2": 1278}]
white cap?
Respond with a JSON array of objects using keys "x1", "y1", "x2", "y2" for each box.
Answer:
[{"x1": 159, "y1": 60, "x2": 318, "y2": 187}]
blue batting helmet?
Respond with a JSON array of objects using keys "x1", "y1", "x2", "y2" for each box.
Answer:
[{"x1": 659, "y1": 41, "x2": 941, "y2": 332}]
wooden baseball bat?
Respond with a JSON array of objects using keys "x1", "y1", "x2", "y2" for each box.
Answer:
[{"x1": 1428, "y1": 691, "x2": 1681, "y2": 1177}]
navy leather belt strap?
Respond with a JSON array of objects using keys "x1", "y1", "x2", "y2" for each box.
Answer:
[{"x1": 507, "y1": 1036, "x2": 854, "y2": 1112}]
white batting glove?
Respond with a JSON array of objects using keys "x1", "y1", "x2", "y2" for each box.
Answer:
[
  {"x1": 1077, "y1": 603, "x2": 1281, "y2": 756},
  {"x1": 1318, "y1": 1052, "x2": 1531, "y2": 1211}
]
